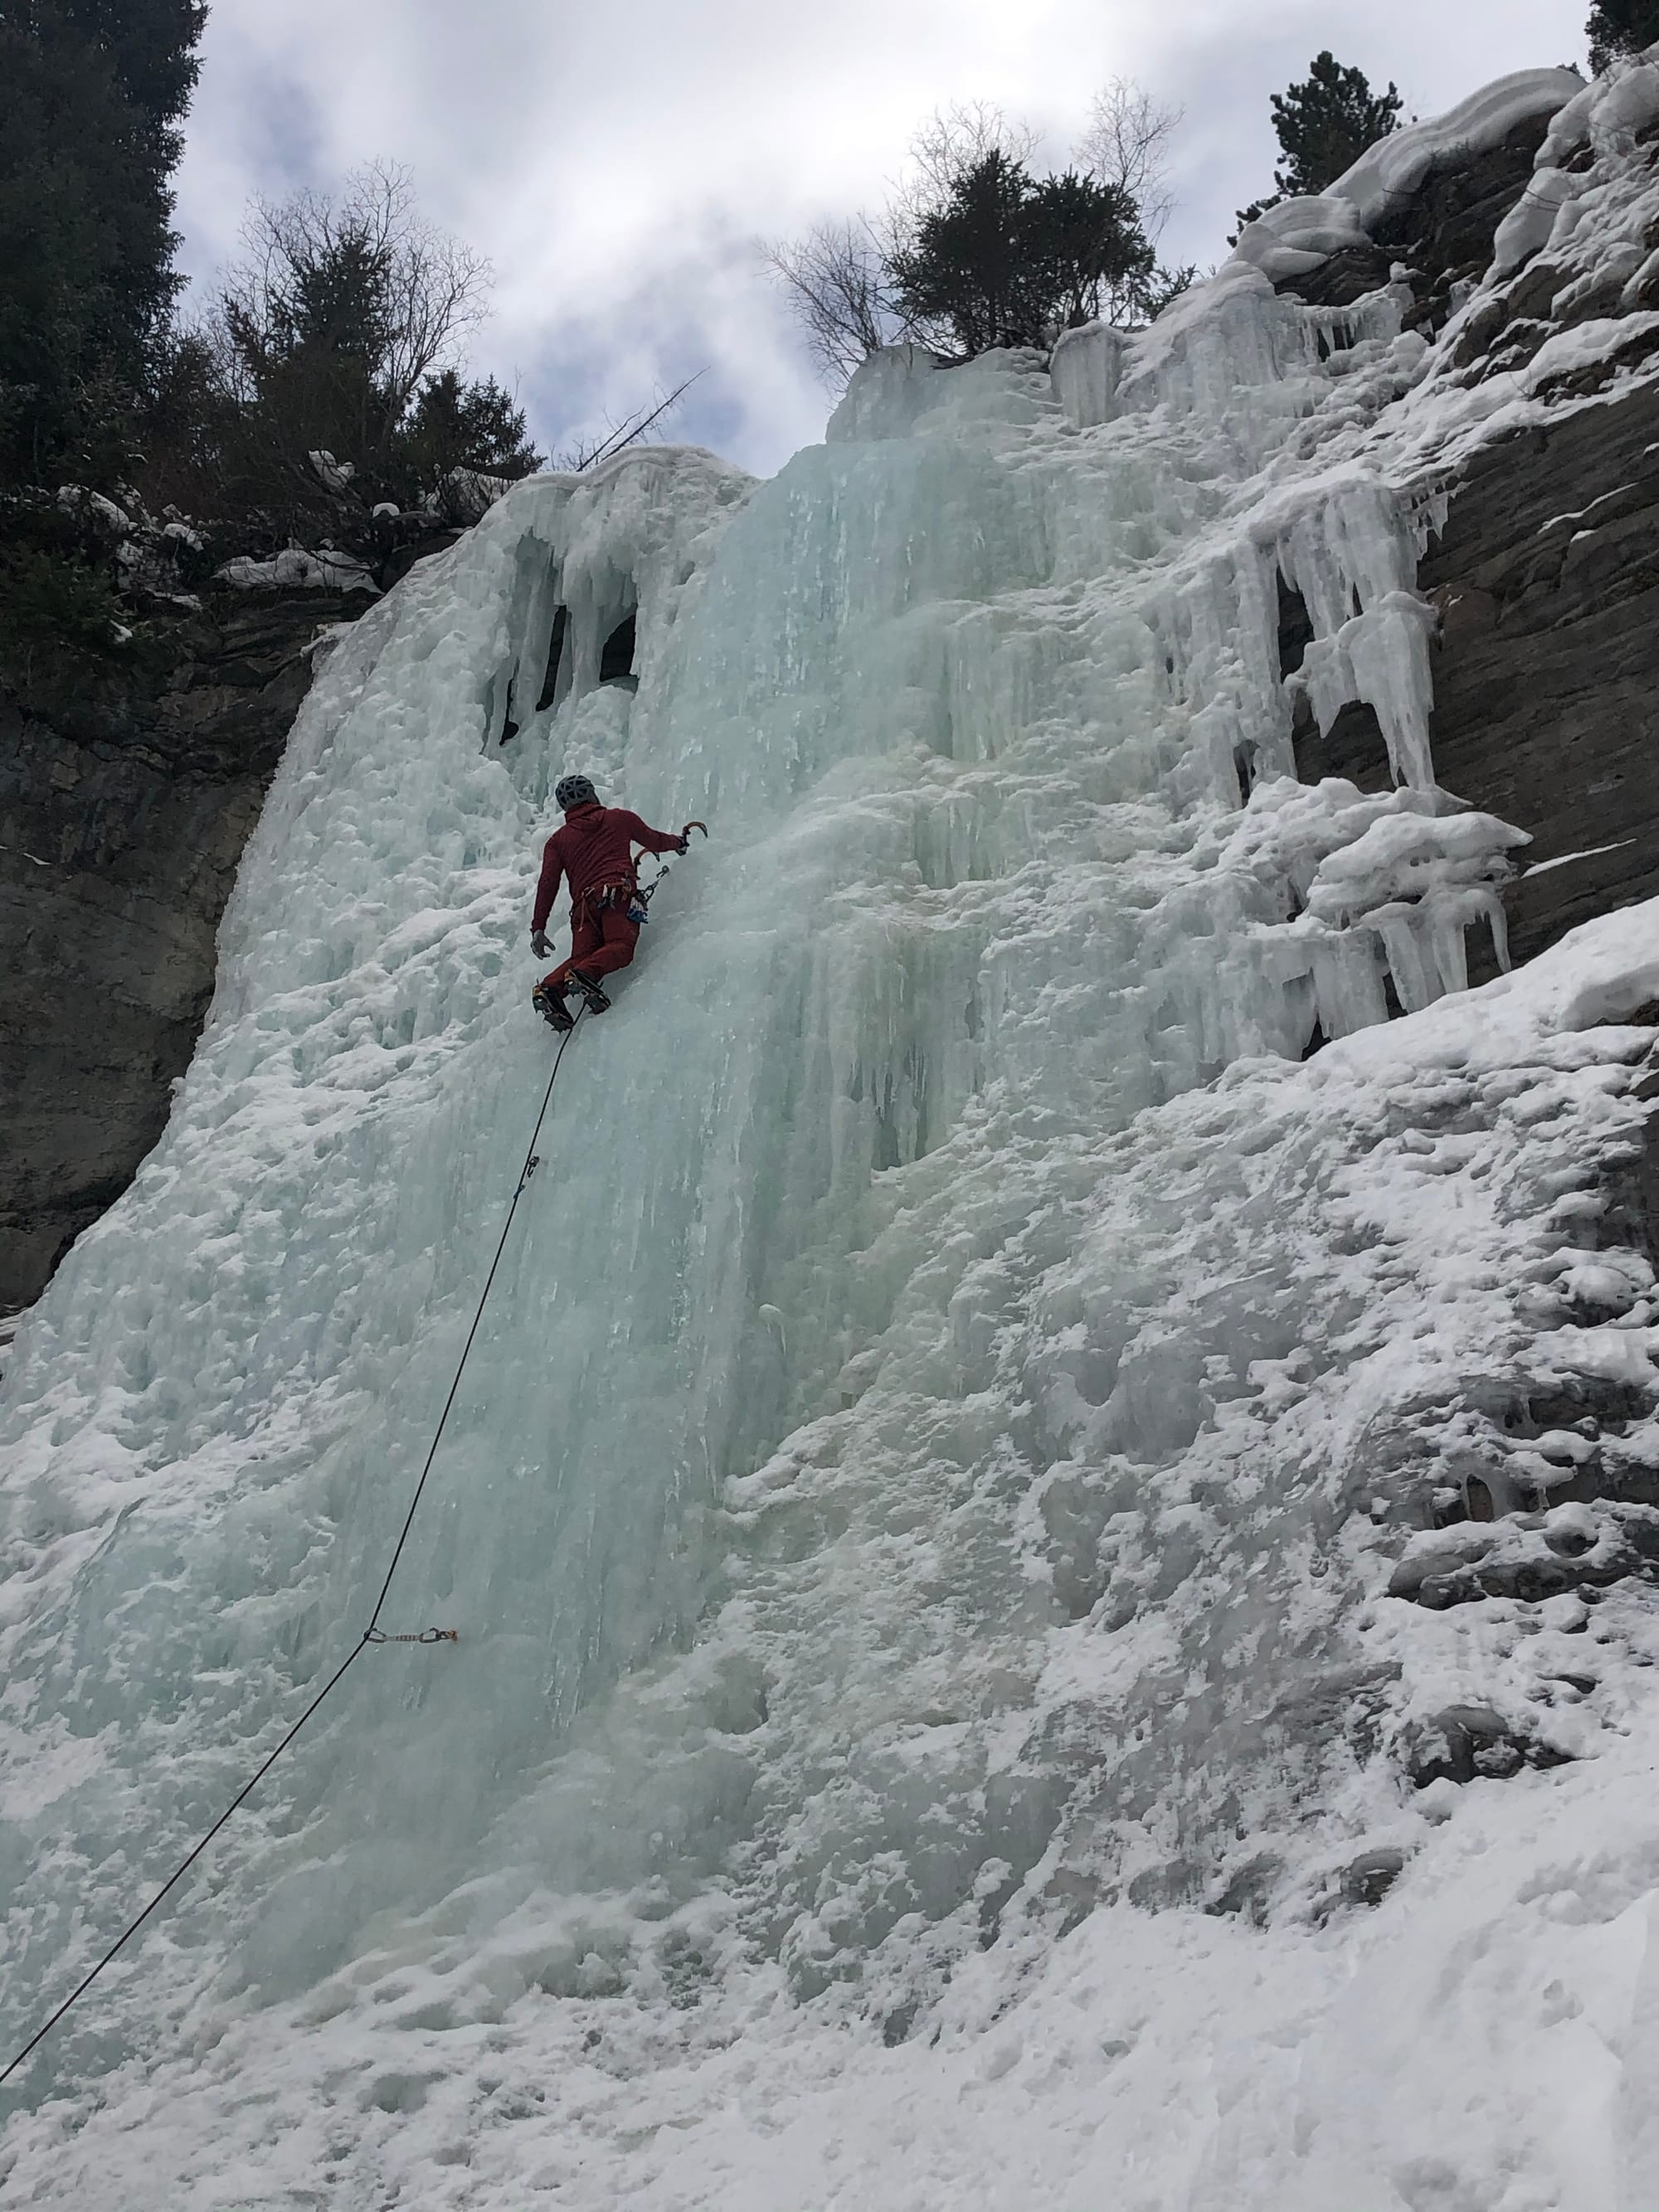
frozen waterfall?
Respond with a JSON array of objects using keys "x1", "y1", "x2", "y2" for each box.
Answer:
[{"x1": 9, "y1": 60, "x2": 1659, "y2": 2207}]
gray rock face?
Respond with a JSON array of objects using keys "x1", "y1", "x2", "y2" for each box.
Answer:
[
  {"x1": 1287, "y1": 114, "x2": 1558, "y2": 320},
  {"x1": 1287, "y1": 115, "x2": 1659, "y2": 984},
  {"x1": 0, "y1": 592, "x2": 362, "y2": 1308},
  {"x1": 1418, "y1": 386, "x2": 1659, "y2": 974},
  {"x1": 1292, "y1": 375, "x2": 1659, "y2": 983}
]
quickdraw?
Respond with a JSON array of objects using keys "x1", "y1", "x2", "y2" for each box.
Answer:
[{"x1": 365, "y1": 1627, "x2": 459, "y2": 1646}]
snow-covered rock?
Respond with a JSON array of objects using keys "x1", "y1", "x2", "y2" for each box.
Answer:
[
  {"x1": 1330, "y1": 68, "x2": 1585, "y2": 226},
  {"x1": 1541, "y1": 45, "x2": 1659, "y2": 167},
  {"x1": 55, "y1": 484, "x2": 133, "y2": 534},
  {"x1": 307, "y1": 448, "x2": 357, "y2": 493},
  {"x1": 1491, "y1": 163, "x2": 1583, "y2": 277},
  {"x1": 1230, "y1": 70, "x2": 1584, "y2": 287},
  {"x1": 431, "y1": 464, "x2": 520, "y2": 523},
  {"x1": 214, "y1": 545, "x2": 378, "y2": 592}
]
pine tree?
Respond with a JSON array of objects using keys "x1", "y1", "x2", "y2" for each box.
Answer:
[
  {"x1": 1024, "y1": 172, "x2": 1155, "y2": 330},
  {"x1": 1233, "y1": 51, "x2": 1402, "y2": 239},
  {"x1": 888, "y1": 150, "x2": 1040, "y2": 357},
  {"x1": 401, "y1": 371, "x2": 541, "y2": 496},
  {"x1": 221, "y1": 220, "x2": 403, "y2": 493},
  {"x1": 0, "y1": 0, "x2": 205, "y2": 486},
  {"x1": 1587, "y1": 0, "x2": 1659, "y2": 71},
  {"x1": 887, "y1": 152, "x2": 1155, "y2": 357},
  {"x1": 1271, "y1": 52, "x2": 1403, "y2": 197}
]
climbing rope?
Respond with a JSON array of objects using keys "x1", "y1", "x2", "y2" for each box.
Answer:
[
  {"x1": 363, "y1": 1010, "x2": 577, "y2": 1636},
  {"x1": 0, "y1": 1009, "x2": 585, "y2": 2090}
]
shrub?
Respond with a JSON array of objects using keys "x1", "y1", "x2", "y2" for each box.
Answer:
[
  {"x1": 0, "y1": 505, "x2": 123, "y2": 682},
  {"x1": 887, "y1": 153, "x2": 1156, "y2": 357},
  {"x1": 1587, "y1": 0, "x2": 1659, "y2": 72}
]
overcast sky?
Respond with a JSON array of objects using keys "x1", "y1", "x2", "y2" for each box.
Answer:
[{"x1": 172, "y1": 0, "x2": 1594, "y2": 478}]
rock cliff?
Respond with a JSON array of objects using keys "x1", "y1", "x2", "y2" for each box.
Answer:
[
  {"x1": 0, "y1": 590, "x2": 362, "y2": 1306},
  {"x1": 1284, "y1": 94, "x2": 1659, "y2": 979}
]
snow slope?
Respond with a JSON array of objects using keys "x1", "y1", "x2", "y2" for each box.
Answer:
[{"x1": 6, "y1": 53, "x2": 1659, "y2": 2212}]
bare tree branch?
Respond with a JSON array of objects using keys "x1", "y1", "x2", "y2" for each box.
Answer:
[
  {"x1": 210, "y1": 163, "x2": 492, "y2": 450},
  {"x1": 902, "y1": 101, "x2": 1040, "y2": 214},
  {"x1": 760, "y1": 221, "x2": 913, "y2": 383},
  {"x1": 550, "y1": 371, "x2": 704, "y2": 474},
  {"x1": 348, "y1": 162, "x2": 489, "y2": 416},
  {"x1": 1075, "y1": 79, "x2": 1184, "y2": 246}
]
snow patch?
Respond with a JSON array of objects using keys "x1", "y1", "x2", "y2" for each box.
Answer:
[{"x1": 214, "y1": 546, "x2": 379, "y2": 593}]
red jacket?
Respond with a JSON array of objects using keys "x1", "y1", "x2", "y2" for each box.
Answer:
[{"x1": 532, "y1": 802, "x2": 681, "y2": 932}]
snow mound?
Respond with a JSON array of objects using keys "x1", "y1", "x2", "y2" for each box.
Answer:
[{"x1": 215, "y1": 546, "x2": 379, "y2": 592}]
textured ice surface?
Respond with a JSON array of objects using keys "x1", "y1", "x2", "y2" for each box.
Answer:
[{"x1": 9, "y1": 56, "x2": 1659, "y2": 2212}]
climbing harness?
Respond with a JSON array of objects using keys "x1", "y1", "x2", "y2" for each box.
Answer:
[
  {"x1": 578, "y1": 878, "x2": 637, "y2": 922},
  {"x1": 0, "y1": 1008, "x2": 586, "y2": 2091}
]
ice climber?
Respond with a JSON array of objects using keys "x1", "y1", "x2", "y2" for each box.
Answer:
[{"x1": 529, "y1": 774, "x2": 705, "y2": 1030}]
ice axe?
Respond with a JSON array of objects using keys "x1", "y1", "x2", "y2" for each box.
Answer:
[{"x1": 632, "y1": 823, "x2": 706, "y2": 921}]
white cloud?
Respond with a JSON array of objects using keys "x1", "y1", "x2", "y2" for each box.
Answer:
[{"x1": 173, "y1": 0, "x2": 1594, "y2": 474}]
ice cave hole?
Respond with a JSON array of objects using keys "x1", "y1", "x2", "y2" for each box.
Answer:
[
  {"x1": 1277, "y1": 577, "x2": 1315, "y2": 681},
  {"x1": 600, "y1": 610, "x2": 638, "y2": 688},
  {"x1": 536, "y1": 605, "x2": 570, "y2": 713}
]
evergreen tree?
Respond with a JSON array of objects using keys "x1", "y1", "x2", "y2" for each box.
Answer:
[
  {"x1": 203, "y1": 178, "x2": 542, "y2": 529},
  {"x1": 1233, "y1": 51, "x2": 1402, "y2": 239},
  {"x1": 401, "y1": 370, "x2": 541, "y2": 493},
  {"x1": 888, "y1": 150, "x2": 1039, "y2": 357},
  {"x1": 888, "y1": 152, "x2": 1155, "y2": 357},
  {"x1": 205, "y1": 167, "x2": 528, "y2": 527},
  {"x1": 0, "y1": 0, "x2": 205, "y2": 486},
  {"x1": 134, "y1": 330, "x2": 231, "y2": 514},
  {"x1": 1271, "y1": 51, "x2": 1403, "y2": 197},
  {"x1": 1587, "y1": 0, "x2": 1659, "y2": 71},
  {"x1": 1025, "y1": 171, "x2": 1155, "y2": 329},
  {"x1": 221, "y1": 218, "x2": 403, "y2": 495},
  {"x1": 57, "y1": 0, "x2": 207, "y2": 158}
]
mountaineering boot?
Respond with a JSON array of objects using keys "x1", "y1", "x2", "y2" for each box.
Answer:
[
  {"x1": 533, "y1": 980, "x2": 574, "y2": 1033},
  {"x1": 570, "y1": 970, "x2": 611, "y2": 1016}
]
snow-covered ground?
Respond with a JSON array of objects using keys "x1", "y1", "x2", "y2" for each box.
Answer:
[{"x1": 7, "y1": 52, "x2": 1659, "y2": 2212}]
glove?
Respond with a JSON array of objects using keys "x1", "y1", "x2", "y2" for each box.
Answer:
[{"x1": 530, "y1": 928, "x2": 550, "y2": 960}]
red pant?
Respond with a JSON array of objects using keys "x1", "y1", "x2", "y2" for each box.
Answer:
[{"x1": 541, "y1": 897, "x2": 640, "y2": 991}]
